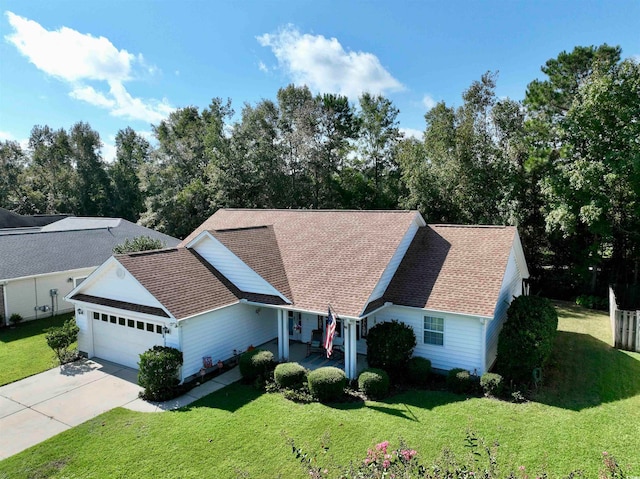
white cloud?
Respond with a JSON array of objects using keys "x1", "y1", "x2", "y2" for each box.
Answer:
[
  {"x1": 102, "y1": 138, "x2": 117, "y2": 163},
  {"x1": 258, "y1": 61, "x2": 269, "y2": 73},
  {"x1": 70, "y1": 85, "x2": 115, "y2": 108},
  {"x1": 0, "y1": 131, "x2": 28, "y2": 150},
  {"x1": 5, "y1": 12, "x2": 173, "y2": 124},
  {"x1": 422, "y1": 94, "x2": 437, "y2": 110},
  {"x1": 257, "y1": 25, "x2": 403, "y2": 99},
  {"x1": 399, "y1": 128, "x2": 423, "y2": 140}
]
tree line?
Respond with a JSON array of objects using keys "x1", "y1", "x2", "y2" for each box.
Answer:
[{"x1": 1, "y1": 44, "x2": 638, "y2": 298}]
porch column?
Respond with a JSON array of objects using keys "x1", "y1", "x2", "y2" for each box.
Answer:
[
  {"x1": 277, "y1": 309, "x2": 284, "y2": 361},
  {"x1": 282, "y1": 310, "x2": 289, "y2": 361},
  {"x1": 277, "y1": 309, "x2": 289, "y2": 362},
  {"x1": 345, "y1": 319, "x2": 358, "y2": 379}
]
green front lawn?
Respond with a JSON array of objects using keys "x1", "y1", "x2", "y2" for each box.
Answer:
[
  {"x1": 0, "y1": 313, "x2": 75, "y2": 386},
  {"x1": 1, "y1": 303, "x2": 639, "y2": 477}
]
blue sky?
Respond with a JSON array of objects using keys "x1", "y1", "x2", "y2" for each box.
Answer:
[{"x1": 1, "y1": 1, "x2": 638, "y2": 161}]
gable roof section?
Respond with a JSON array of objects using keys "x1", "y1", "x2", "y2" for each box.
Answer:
[
  {"x1": 116, "y1": 248, "x2": 239, "y2": 320},
  {"x1": 0, "y1": 219, "x2": 180, "y2": 280},
  {"x1": 181, "y1": 209, "x2": 422, "y2": 317},
  {"x1": 383, "y1": 225, "x2": 517, "y2": 318},
  {"x1": 210, "y1": 225, "x2": 292, "y2": 301},
  {"x1": 115, "y1": 247, "x2": 285, "y2": 320}
]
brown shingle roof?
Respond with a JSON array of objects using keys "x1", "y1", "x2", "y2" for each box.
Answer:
[
  {"x1": 182, "y1": 209, "x2": 422, "y2": 317},
  {"x1": 383, "y1": 225, "x2": 516, "y2": 317},
  {"x1": 116, "y1": 248, "x2": 241, "y2": 319},
  {"x1": 115, "y1": 248, "x2": 286, "y2": 319},
  {"x1": 211, "y1": 225, "x2": 292, "y2": 301}
]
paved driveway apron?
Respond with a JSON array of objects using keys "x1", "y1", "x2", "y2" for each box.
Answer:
[{"x1": 0, "y1": 359, "x2": 142, "y2": 460}]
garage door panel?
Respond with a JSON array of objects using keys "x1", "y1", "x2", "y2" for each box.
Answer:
[{"x1": 92, "y1": 314, "x2": 164, "y2": 369}]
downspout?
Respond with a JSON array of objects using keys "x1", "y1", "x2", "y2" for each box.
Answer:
[
  {"x1": 34, "y1": 277, "x2": 38, "y2": 320},
  {"x1": 480, "y1": 318, "x2": 487, "y2": 375}
]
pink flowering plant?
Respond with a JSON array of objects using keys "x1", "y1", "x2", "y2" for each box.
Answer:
[{"x1": 351, "y1": 439, "x2": 421, "y2": 478}]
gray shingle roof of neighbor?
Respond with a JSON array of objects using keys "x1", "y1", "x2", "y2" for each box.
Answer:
[
  {"x1": 0, "y1": 218, "x2": 180, "y2": 280},
  {"x1": 0, "y1": 207, "x2": 69, "y2": 228}
]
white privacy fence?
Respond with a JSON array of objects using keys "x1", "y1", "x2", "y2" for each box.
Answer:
[{"x1": 609, "y1": 286, "x2": 640, "y2": 353}]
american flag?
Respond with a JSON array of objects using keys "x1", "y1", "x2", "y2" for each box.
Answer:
[{"x1": 324, "y1": 306, "x2": 337, "y2": 358}]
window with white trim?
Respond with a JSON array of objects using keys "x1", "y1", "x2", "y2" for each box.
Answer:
[
  {"x1": 423, "y1": 316, "x2": 444, "y2": 346},
  {"x1": 73, "y1": 276, "x2": 87, "y2": 288}
]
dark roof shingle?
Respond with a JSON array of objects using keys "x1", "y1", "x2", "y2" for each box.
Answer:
[
  {"x1": 0, "y1": 219, "x2": 179, "y2": 280},
  {"x1": 183, "y1": 209, "x2": 421, "y2": 317},
  {"x1": 384, "y1": 225, "x2": 516, "y2": 317}
]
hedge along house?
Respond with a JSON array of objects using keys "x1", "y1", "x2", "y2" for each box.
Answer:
[
  {"x1": 0, "y1": 217, "x2": 179, "y2": 325},
  {"x1": 66, "y1": 209, "x2": 529, "y2": 381}
]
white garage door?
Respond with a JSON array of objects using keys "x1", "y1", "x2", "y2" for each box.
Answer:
[{"x1": 91, "y1": 311, "x2": 165, "y2": 369}]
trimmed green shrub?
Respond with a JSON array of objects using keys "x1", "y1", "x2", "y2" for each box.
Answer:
[
  {"x1": 480, "y1": 372, "x2": 504, "y2": 397},
  {"x1": 307, "y1": 366, "x2": 347, "y2": 402},
  {"x1": 446, "y1": 368, "x2": 479, "y2": 395},
  {"x1": 239, "y1": 349, "x2": 275, "y2": 382},
  {"x1": 407, "y1": 357, "x2": 432, "y2": 387},
  {"x1": 496, "y1": 295, "x2": 558, "y2": 383},
  {"x1": 274, "y1": 362, "x2": 307, "y2": 389},
  {"x1": 366, "y1": 320, "x2": 416, "y2": 381},
  {"x1": 45, "y1": 318, "x2": 79, "y2": 364},
  {"x1": 9, "y1": 313, "x2": 23, "y2": 326},
  {"x1": 138, "y1": 346, "x2": 183, "y2": 401},
  {"x1": 358, "y1": 368, "x2": 390, "y2": 399}
]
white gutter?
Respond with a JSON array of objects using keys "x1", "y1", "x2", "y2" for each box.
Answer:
[{"x1": 0, "y1": 266, "x2": 96, "y2": 283}]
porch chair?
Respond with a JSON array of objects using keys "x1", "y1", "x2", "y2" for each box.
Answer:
[{"x1": 307, "y1": 329, "x2": 324, "y2": 356}]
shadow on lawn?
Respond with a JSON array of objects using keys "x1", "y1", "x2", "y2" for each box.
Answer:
[{"x1": 533, "y1": 330, "x2": 640, "y2": 411}]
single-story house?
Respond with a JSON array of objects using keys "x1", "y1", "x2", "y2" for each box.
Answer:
[
  {"x1": 0, "y1": 216, "x2": 179, "y2": 324},
  {"x1": 66, "y1": 209, "x2": 529, "y2": 380}
]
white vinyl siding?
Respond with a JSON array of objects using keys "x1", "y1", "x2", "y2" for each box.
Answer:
[
  {"x1": 3, "y1": 267, "x2": 95, "y2": 321},
  {"x1": 81, "y1": 261, "x2": 165, "y2": 310},
  {"x1": 374, "y1": 306, "x2": 484, "y2": 374},
  {"x1": 364, "y1": 221, "x2": 419, "y2": 310},
  {"x1": 190, "y1": 234, "x2": 286, "y2": 300},
  {"x1": 180, "y1": 303, "x2": 277, "y2": 380},
  {"x1": 485, "y1": 246, "x2": 523, "y2": 371}
]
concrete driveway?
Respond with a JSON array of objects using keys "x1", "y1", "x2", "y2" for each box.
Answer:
[{"x1": 0, "y1": 358, "x2": 142, "y2": 460}]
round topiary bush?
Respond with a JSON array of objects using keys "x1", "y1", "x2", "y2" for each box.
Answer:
[
  {"x1": 366, "y1": 320, "x2": 416, "y2": 381},
  {"x1": 239, "y1": 349, "x2": 275, "y2": 382},
  {"x1": 480, "y1": 372, "x2": 504, "y2": 397},
  {"x1": 274, "y1": 362, "x2": 307, "y2": 389},
  {"x1": 307, "y1": 366, "x2": 347, "y2": 402},
  {"x1": 138, "y1": 346, "x2": 183, "y2": 401},
  {"x1": 446, "y1": 368, "x2": 479, "y2": 395},
  {"x1": 407, "y1": 357, "x2": 432, "y2": 387},
  {"x1": 358, "y1": 368, "x2": 390, "y2": 399},
  {"x1": 496, "y1": 295, "x2": 558, "y2": 384}
]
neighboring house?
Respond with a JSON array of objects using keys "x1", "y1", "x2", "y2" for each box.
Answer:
[
  {"x1": 0, "y1": 207, "x2": 69, "y2": 229},
  {"x1": 0, "y1": 217, "x2": 179, "y2": 324},
  {"x1": 66, "y1": 209, "x2": 529, "y2": 380}
]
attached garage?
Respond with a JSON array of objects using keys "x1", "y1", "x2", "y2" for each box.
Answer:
[{"x1": 89, "y1": 311, "x2": 166, "y2": 369}]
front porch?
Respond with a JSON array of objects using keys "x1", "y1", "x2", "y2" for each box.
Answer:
[{"x1": 259, "y1": 339, "x2": 368, "y2": 376}]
